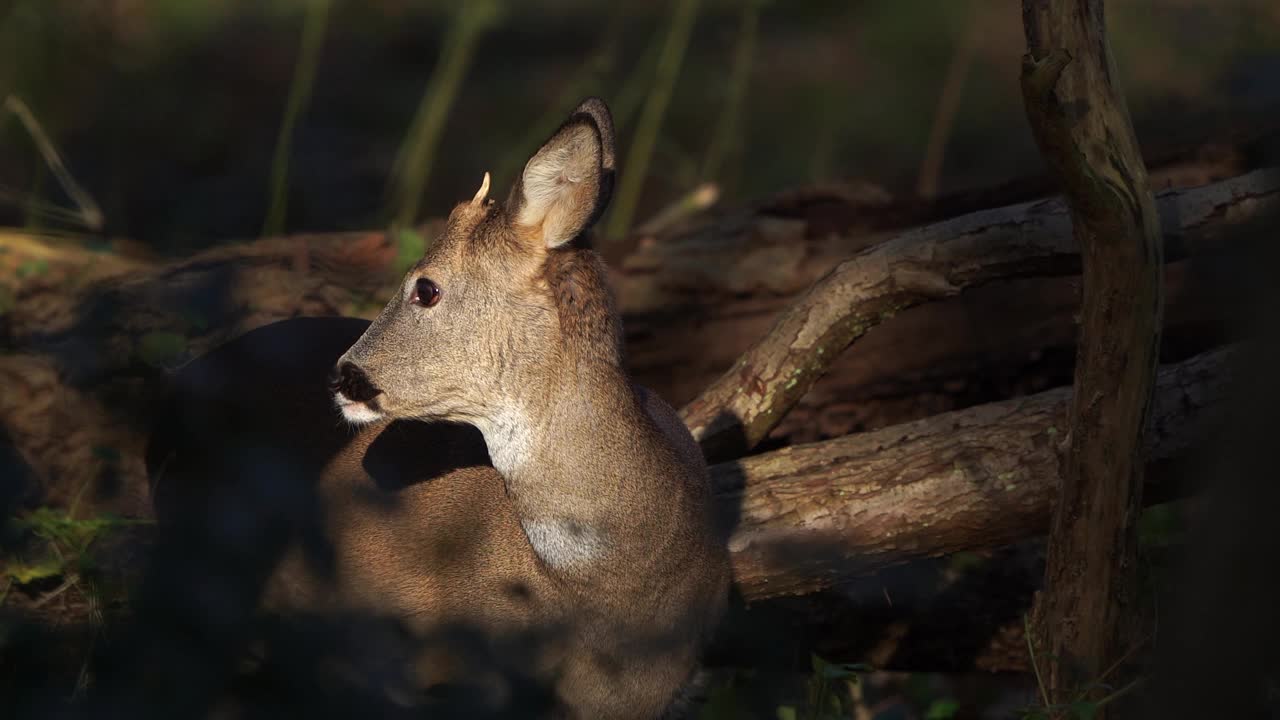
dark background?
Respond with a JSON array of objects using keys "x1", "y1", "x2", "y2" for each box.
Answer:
[
  {"x1": 2, "y1": 1, "x2": 1279, "y2": 718},
  {"x1": 2, "y1": 0, "x2": 1277, "y2": 249}
]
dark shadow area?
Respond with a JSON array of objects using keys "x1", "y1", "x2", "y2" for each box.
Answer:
[
  {"x1": 0, "y1": 423, "x2": 37, "y2": 547},
  {"x1": 707, "y1": 542, "x2": 1044, "y2": 675},
  {"x1": 2, "y1": 314, "x2": 717, "y2": 719},
  {"x1": 89, "y1": 316, "x2": 567, "y2": 719},
  {"x1": 16, "y1": 263, "x2": 243, "y2": 391},
  {"x1": 1135, "y1": 206, "x2": 1280, "y2": 718}
]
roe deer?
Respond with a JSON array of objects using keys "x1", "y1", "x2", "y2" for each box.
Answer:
[{"x1": 142, "y1": 98, "x2": 730, "y2": 719}]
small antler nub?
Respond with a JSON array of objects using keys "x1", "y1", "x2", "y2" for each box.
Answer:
[{"x1": 471, "y1": 172, "x2": 491, "y2": 206}]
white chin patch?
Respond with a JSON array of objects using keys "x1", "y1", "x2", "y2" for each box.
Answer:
[{"x1": 334, "y1": 391, "x2": 384, "y2": 425}]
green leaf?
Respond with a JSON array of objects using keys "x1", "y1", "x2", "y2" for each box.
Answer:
[
  {"x1": 16, "y1": 258, "x2": 49, "y2": 278},
  {"x1": 926, "y1": 698, "x2": 961, "y2": 720},
  {"x1": 1138, "y1": 502, "x2": 1183, "y2": 549},
  {"x1": 137, "y1": 331, "x2": 188, "y2": 367},
  {"x1": 948, "y1": 551, "x2": 985, "y2": 573},
  {"x1": 181, "y1": 308, "x2": 210, "y2": 331},
  {"x1": 775, "y1": 706, "x2": 797, "y2": 720},
  {"x1": 4, "y1": 557, "x2": 65, "y2": 584},
  {"x1": 395, "y1": 228, "x2": 427, "y2": 275},
  {"x1": 810, "y1": 653, "x2": 826, "y2": 675},
  {"x1": 697, "y1": 680, "x2": 743, "y2": 720},
  {"x1": 14, "y1": 508, "x2": 141, "y2": 554},
  {"x1": 1071, "y1": 701, "x2": 1098, "y2": 720}
]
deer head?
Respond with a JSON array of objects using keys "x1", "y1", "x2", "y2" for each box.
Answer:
[{"x1": 330, "y1": 98, "x2": 619, "y2": 438}]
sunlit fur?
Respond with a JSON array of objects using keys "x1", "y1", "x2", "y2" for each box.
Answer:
[{"x1": 156, "y1": 98, "x2": 729, "y2": 720}]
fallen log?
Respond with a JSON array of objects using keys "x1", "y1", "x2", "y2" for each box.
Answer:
[
  {"x1": 703, "y1": 347, "x2": 1227, "y2": 674},
  {"x1": 677, "y1": 171, "x2": 1274, "y2": 460},
  {"x1": 624, "y1": 169, "x2": 1276, "y2": 413},
  {"x1": 721, "y1": 346, "x2": 1228, "y2": 601}
]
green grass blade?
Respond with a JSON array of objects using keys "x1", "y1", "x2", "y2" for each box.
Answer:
[{"x1": 262, "y1": 0, "x2": 331, "y2": 238}]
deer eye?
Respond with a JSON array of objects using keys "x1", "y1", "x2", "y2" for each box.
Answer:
[{"x1": 412, "y1": 278, "x2": 441, "y2": 307}]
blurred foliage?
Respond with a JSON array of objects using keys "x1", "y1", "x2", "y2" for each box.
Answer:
[
  {"x1": 136, "y1": 330, "x2": 189, "y2": 368},
  {"x1": 394, "y1": 226, "x2": 427, "y2": 274},
  {"x1": 388, "y1": 0, "x2": 502, "y2": 228},
  {"x1": 0, "y1": 0, "x2": 1275, "y2": 249},
  {"x1": 924, "y1": 697, "x2": 960, "y2": 719},
  {"x1": 2, "y1": 507, "x2": 143, "y2": 589},
  {"x1": 699, "y1": 656, "x2": 871, "y2": 720},
  {"x1": 1137, "y1": 502, "x2": 1185, "y2": 550},
  {"x1": 794, "y1": 654, "x2": 871, "y2": 720},
  {"x1": 605, "y1": 0, "x2": 701, "y2": 242},
  {"x1": 262, "y1": 0, "x2": 331, "y2": 237}
]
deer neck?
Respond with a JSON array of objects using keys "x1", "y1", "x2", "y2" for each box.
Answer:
[{"x1": 473, "y1": 363, "x2": 654, "y2": 573}]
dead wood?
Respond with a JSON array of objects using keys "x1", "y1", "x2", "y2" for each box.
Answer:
[
  {"x1": 676, "y1": 171, "x2": 1274, "y2": 461},
  {"x1": 721, "y1": 347, "x2": 1226, "y2": 601},
  {"x1": 1020, "y1": 1, "x2": 1165, "y2": 710}
]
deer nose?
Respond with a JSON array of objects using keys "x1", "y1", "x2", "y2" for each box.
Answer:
[{"x1": 330, "y1": 362, "x2": 381, "y2": 403}]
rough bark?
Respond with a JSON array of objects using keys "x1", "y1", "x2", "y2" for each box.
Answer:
[
  {"x1": 722, "y1": 346, "x2": 1225, "y2": 601},
  {"x1": 676, "y1": 171, "x2": 1271, "y2": 461},
  {"x1": 1020, "y1": 1, "x2": 1164, "y2": 712},
  {"x1": 673, "y1": 199, "x2": 1086, "y2": 462},
  {"x1": 621, "y1": 169, "x2": 1274, "y2": 412}
]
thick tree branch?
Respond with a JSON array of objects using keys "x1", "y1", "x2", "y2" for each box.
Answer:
[
  {"x1": 721, "y1": 347, "x2": 1227, "y2": 602},
  {"x1": 1020, "y1": 1, "x2": 1164, "y2": 710},
  {"x1": 678, "y1": 171, "x2": 1273, "y2": 462}
]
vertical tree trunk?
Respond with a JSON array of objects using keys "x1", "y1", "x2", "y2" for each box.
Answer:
[{"x1": 1018, "y1": 0, "x2": 1164, "y2": 715}]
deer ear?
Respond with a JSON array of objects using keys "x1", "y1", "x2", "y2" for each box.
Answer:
[{"x1": 508, "y1": 97, "x2": 616, "y2": 249}]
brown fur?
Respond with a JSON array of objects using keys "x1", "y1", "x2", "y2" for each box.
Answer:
[{"x1": 148, "y1": 98, "x2": 729, "y2": 719}]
